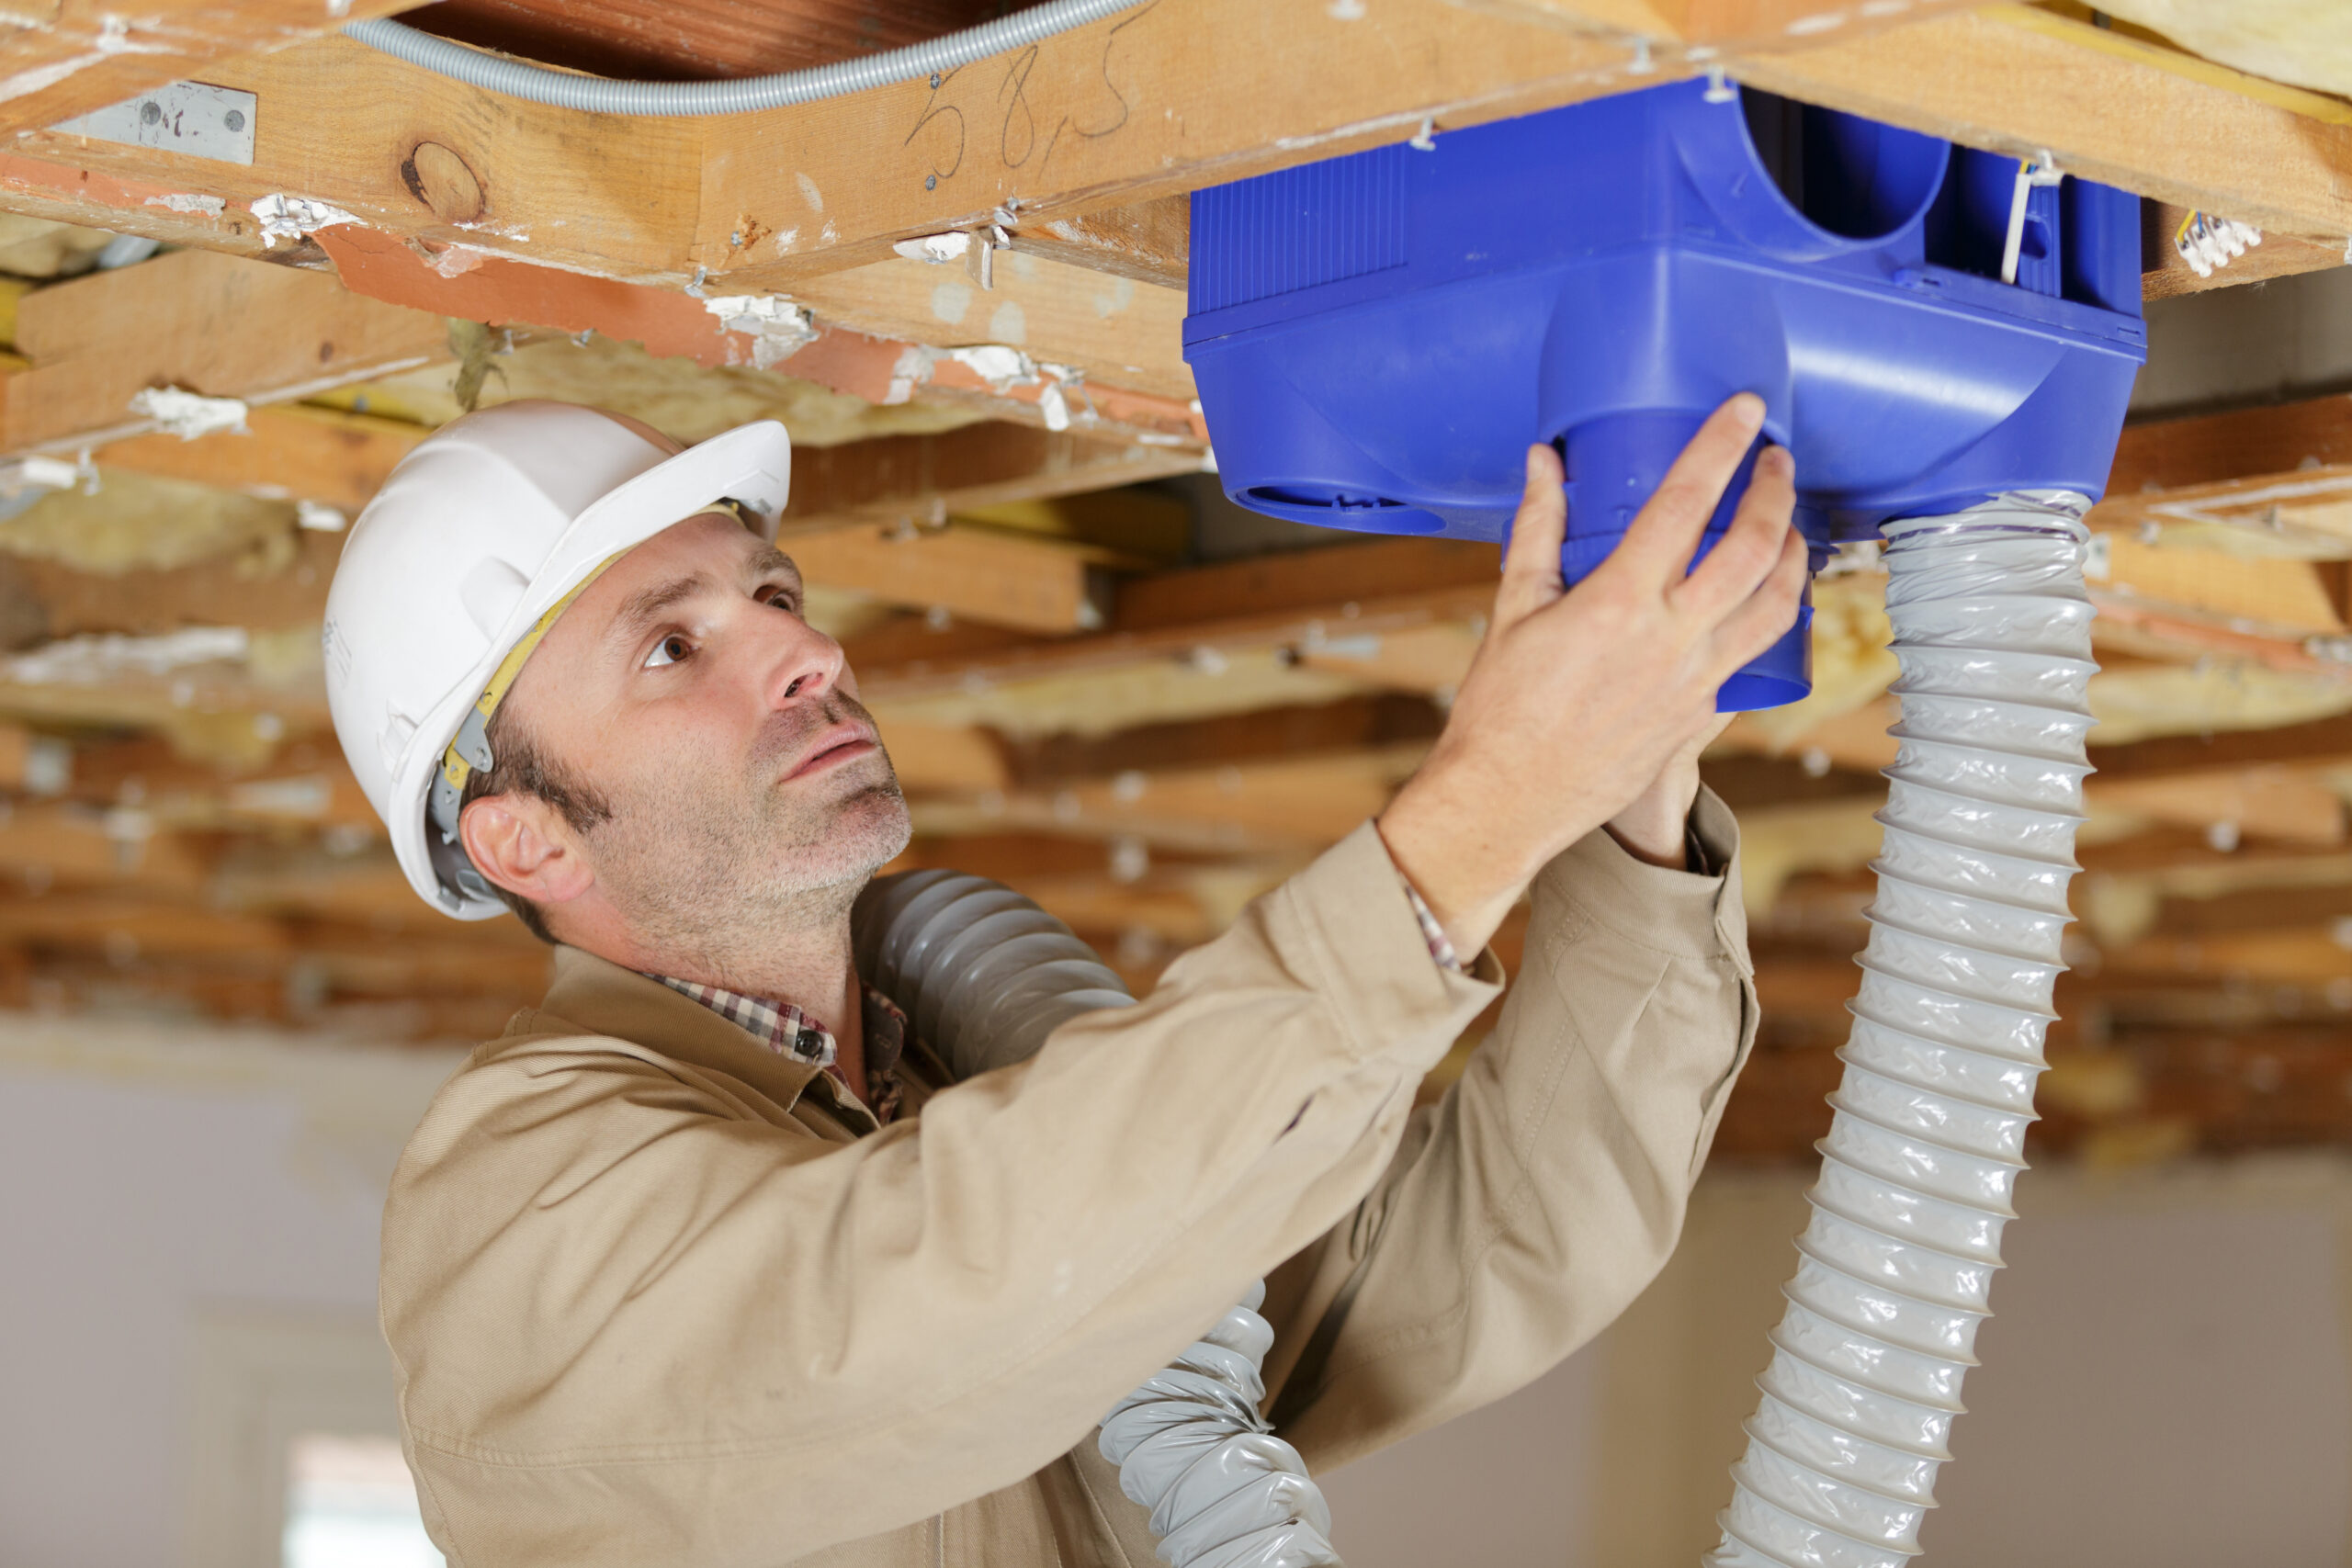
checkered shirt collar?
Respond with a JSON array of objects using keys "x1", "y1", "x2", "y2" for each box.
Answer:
[{"x1": 653, "y1": 976, "x2": 842, "y2": 1066}]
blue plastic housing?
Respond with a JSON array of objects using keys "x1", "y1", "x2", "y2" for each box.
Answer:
[{"x1": 1183, "y1": 80, "x2": 2146, "y2": 709}]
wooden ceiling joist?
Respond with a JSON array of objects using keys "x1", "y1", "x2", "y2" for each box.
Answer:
[
  {"x1": 0, "y1": 0, "x2": 2336, "y2": 300},
  {"x1": 848, "y1": 536, "x2": 1503, "y2": 700}
]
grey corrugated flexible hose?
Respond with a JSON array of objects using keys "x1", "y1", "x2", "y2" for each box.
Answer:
[
  {"x1": 851, "y1": 870, "x2": 1344, "y2": 1568},
  {"x1": 1706, "y1": 493, "x2": 2099, "y2": 1568},
  {"x1": 344, "y1": 0, "x2": 1150, "y2": 116}
]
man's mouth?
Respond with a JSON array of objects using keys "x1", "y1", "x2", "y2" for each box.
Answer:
[{"x1": 782, "y1": 721, "x2": 877, "y2": 782}]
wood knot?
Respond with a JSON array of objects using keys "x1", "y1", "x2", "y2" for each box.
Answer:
[{"x1": 401, "y1": 141, "x2": 485, "y2": 226}]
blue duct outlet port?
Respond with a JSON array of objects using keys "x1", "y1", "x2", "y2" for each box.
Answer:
[{"x1": 1182, "y1": 79, "x2": 2145, "y2": 710}]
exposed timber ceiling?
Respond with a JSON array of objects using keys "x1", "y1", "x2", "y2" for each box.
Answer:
[{"x1": 0, "y1": 0, "x2": 2335, "y2": 1169}]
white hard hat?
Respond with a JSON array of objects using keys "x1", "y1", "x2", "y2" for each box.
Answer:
[{"x1": 323, "y1": 400, "x2": 792, "y2": 919}]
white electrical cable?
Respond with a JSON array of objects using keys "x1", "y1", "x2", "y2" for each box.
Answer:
[
  {"x1": 1704, "y1": 491, "x2": 2098, "y2": 1568},
  {"x1": 344, "y1": 0, "x2": 1149, "y2": 117},
  {"x1": 850, "y1": 870, "x2": 1343, "y2": 1568}
]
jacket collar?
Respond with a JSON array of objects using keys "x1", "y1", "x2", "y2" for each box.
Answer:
[{"x1": 528, "y1": 944, "x2": 876, "y2": 1132}]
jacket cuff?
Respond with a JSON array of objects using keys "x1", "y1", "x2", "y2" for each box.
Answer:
[
  {"x1": 1543, "y1": 784, "x2": 1749, "y2": 964},
  {"x1": 1276, "y1": 820, "x2": 1505, "y2": 1065}
]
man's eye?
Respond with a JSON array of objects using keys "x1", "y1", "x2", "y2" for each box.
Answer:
[
  {"x1": 756, "y1": 583, "x2": 800, "y2": 613},
  {"x1": 644, "y1": 634, "x2": 693, "y2": 670}
]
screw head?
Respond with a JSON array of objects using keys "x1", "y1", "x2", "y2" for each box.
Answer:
[
  {"x1": 924, "y1": 174, "x2": 936, "y2": 191},
  {"x1": 223, "y1": 108, "x2": 244, "y2": 132},
  {"x1": 930, "y1": 72, "x2": 941, "y2": 88},
  {"x1": 139, "y1": 101, "x2": 162, "y2": 126}
]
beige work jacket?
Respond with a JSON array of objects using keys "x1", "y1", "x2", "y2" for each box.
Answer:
[{"x1": 380, "y1": 797, "x2": 1757, "y2": 1566}]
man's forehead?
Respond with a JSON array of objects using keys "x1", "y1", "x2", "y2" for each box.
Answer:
[{"x1": 537, "y1": 511, "x2": 794, "y2": 659}]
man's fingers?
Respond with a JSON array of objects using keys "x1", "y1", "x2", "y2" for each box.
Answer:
[
  {"x1": 1679, "y1": 444, "x2": 1796, "y2": 624},
  {"x1": 1613, "y1": 393, "x2": 1768, "y2": 583},
  {"x1": 1496, "y1": 443, "x2": 1567, "y2": 626}
]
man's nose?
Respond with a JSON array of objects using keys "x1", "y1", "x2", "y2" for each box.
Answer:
[{"x1": 763, "y1": 612, "x2": 845, "y2": 708}]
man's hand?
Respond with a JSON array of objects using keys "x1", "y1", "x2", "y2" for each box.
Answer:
[{"x1": 1377, "y1": 394, "x2": 1804, "y2": 954}]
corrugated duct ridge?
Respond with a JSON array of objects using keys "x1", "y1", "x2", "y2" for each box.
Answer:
[
  {"x1": 1705, "y1": 492, "x2": 2098, "y2": 1568},
  {"x1": 852, "y1": 872, "x2": 1342, "y2": 1568}
]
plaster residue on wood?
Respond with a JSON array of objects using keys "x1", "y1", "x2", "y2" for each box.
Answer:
[
  {"x1": 249, "y1": 193, "x2": 366, "y2": 248},
  {"x1": 701, "y1": 294, "x2": 819, "y2": 369},
  {"x1": 310, "y1": 333, "x2": 991, "y2": 447},
  {"x1": 129, "y1": 387, "x2": 250, "y2": 441}
]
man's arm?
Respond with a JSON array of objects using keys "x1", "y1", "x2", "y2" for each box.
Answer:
[
  {"x1": 1259, "y1": 788, "x2": 1757, "y2": 1467},
  {"x1": 1247, "y1": 405, "x2": 1792, "y2": 1463}
]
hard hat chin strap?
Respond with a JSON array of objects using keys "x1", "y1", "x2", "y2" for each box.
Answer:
[{"x1": 425, "y1": 555, "x2": 623, "y2": 907}]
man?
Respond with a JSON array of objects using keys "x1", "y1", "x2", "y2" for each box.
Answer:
[{"x1": 327, "y1": 393, "x2": 1802, "y2": 1565}]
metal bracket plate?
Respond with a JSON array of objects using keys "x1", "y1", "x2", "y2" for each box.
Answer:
[{"x1": 52, "y1": 80, "x2": 256, "y2": 165}]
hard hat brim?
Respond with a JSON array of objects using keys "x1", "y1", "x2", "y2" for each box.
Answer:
[{"x1": 388, "y1": 419, "x2": 793, "y2": 919}]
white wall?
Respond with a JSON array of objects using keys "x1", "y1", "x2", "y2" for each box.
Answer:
[
  {"x1": 1324, "y1": 1156, "x2": 2352, "y2": 1568},
  {"x1": 6, "y1": 1016, "x2": 2350, "y2": 1568},
  {"x1": 0, "y1": 1017, "x2": 459, "y2": 1568}
]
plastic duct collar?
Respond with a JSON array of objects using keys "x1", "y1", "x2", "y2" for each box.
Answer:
[{"x1": 1707, "y1": 493, "x2": 2097, "y2": 1568}]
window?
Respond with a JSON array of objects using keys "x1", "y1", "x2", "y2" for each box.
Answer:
[{"x1": 283, "y1": 1432, "x2": 443, "y2": 1568}]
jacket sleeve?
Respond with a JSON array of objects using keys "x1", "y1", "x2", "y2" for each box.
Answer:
[
  {"x1": 1259, "y1": 786, "x2": 1758, "y2": 1470},
  {"x1": 381, "y1": 821, "x2": 1499, "y2": 1568}
]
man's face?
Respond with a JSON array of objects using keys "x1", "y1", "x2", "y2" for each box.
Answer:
[{"x1": 492, "y1": 510, "x2": 910, "y2": 957}]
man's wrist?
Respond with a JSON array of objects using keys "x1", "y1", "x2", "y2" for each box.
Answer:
[
  {"x1": 1374, "y1": 776, "x2": 1545, "y2": 958},
  {"x1": 1604, "y1": 767, "x2": 1703, "y2": 869}
]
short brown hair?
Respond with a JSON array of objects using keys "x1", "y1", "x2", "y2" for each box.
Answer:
[{"x1": 457, "y1": 696, "x2": 613, "y2": 943}]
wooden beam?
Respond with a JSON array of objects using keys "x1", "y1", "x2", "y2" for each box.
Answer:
[
  {"x1": 1003, "y1": 195, "x2": 1189, "y2": 291},
  {"x1": 784, "y1": 249, "x2": 1193, "y2": 402},
  {"x1": 1001, "y1": 694, "x2": 1448, "y2": 785},
  {"x1": 90, "y1": 402, "x2": 428, "y2": 513},
  {"x1": 785, "y1": 423, "x2": 1202, "y2": 528},
  {"x1": 2090, "y1": 711, "x2": 2352, "y2": 779},
  {"x1": 2094, "y1": 766, "x2": 2347, "y2": 847},
  {"x1": 0, "y1": 0, "x2": 2337, "y2": 299},
  {"x1": 914, "y1": 744, "x2": 1429, "y2": 851},
  {"x1": 1449, "y1": 0, "x2": 1988, "y2": 47},
  {"x1": 786, "y1": 520, "x2": 1111, "y2": 635},
  {"x1": 1728, "y1": 6, "x2": 2352, "y2": 241},
  {"x1": 1, "y1": 248, "x2": 447, "y2": 454},
  {"x1": 7, "y1": 528, "x2": 345, "y2": 637},
  {"x1": 847, "y1": 537, "x2": 1504, "y2": 700},
  {"x1": 3, "y1": 423, "x2": 1198, "y2": 644},
  {"x1": 2109, "y1": 394, "x2": 2352, "y2": 501},
  {"x1": 2089, "y1": 533, "x2": 2347, "y2": 637},
  {"x1": 0, "y1": 4, "x2": 1616, "y2": 288},
  {"x1": 0, "y1": 0, "x2": 414, "y2": 134},
  {"x1": 308, "y1": 222, "x2": 1206, "y2": 443}
]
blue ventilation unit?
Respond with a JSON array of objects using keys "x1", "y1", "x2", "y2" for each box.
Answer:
[{"x1": 1183, "y1": 80, "x2": 2146, "y2": 709}]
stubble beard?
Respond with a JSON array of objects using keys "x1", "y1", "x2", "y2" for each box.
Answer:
[{"x1": 580, "y1": 693, "x2": 912, "y2": 987}]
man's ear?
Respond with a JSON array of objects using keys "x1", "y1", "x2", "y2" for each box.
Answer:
[{"x1": 458, "y1": 792, "x2": 595, "y2": 908}]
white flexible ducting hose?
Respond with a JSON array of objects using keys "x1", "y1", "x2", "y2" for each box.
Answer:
[
  {"x1": 1706, "y1": 492, "x2": 2098, "y2": 1568},
  {"x1": 851, "y1": 871, "x2": 1343, "y2": 1567},
  {"x1": 344, "y1": 0, "x2": 1150, "y2": 117}
]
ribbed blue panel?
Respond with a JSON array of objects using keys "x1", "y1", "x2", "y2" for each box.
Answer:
[{"x1": 1189, "y1": 143, "x2": 1408, "y2": 316}]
